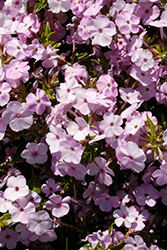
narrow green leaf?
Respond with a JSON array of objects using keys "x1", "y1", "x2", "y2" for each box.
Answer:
[
  {"x1": 108, "y1": 240, "x2": 124, "y2": 250},
  {"x1": 146, "y1": 114, "x2": 156, "y2": 135},
  {"x1": 28, "y1": 166, "x2": 41, "y2": 194},
  {"x1": 33, "y1": 2, "x2": 47, "y2": 14}
]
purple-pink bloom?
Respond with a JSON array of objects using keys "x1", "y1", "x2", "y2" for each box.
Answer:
[
  {"x1": 113, "y1": 205, "x2": 135, "y2": 228},
  {"x1": 2, "y1": 101, "x2": 33, "y2": 132},
  {"x1": 87, "y1": 157, "x2": 114, "y2": 186},
  {"x1": 95, "y1": 193, "x2": 119, "y2": 212},
  {"x1": 0, "y1": 82, "x2": 11, "y2": 106},
  {"x1": 124, "y1": 235, "x2": 149, "y2": 250},
  {"x1": 5, "y1": 59, "x2": 30, "y2": 80},
  {"x1": 133, "y1": 183, "x2": 160, "y2": 207},
  {"x1": 0, "y1": 228, "x2": 20, "y2": 249},
  {"x1": 152, "y1": 163, "x2": 167, "y2": 186},
  {"x1": 21, "y1": 142, "x2": 48, "y2": 164},
  {"x1": 41, "y1": 178, "x2": 62, "y2": 197},
  {"x1": 87, "y1": 230, "x2": 111, "y2": 249},
  {"x1": 116, "y1": 140, "x2": 146, "y2": 173},
  {"x1": 4, "y1": 175, "x2": 29, "y2": 201},
  {"x1": 87, "y1": 14, "x2": 116, "y2": 46},
  {"x1": 45, "y1": 194, "x2": 70, "y2": 218},
  {"x1": 27, "y1": 210, "x2": 53, "y2": 235},
  {"x1": 26, "y1": 88, "x2": 51, "y2": 115}
]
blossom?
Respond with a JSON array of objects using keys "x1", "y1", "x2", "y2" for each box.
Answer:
[
  {"x1": 27, "y1": 210, "x2": 53, "y2": 235},
  {"x1": 87, "y1": 14, "x2": 116, "y2": 46},
  {"x1": 66, "y1": 117, "x2": 90, "y2": 141},
  {"x1": 115, "y1": 11, "x2": 140, "y2": 35},
  {"x1": 21, "y1": 142, "x2": 48, "y2": 164},
  {"x1": 87, "y1": 230, "x2": 111, "y2": 249},
  {"x1": 0, "y1": 191, "x2": 11, "y2": 213},
  {"x1": 0, "y1": 82, "x2": 11, "y2": 106},
  {"x1": 9, "y1": 197, "x2": 36, "y2": 224},
  {"x1": 124, "y1": 235, "x2": 149, "y2": 250},
  {"x1": 87, "y1": 157, "x2": 114, "y2": 186},
  {"x1": 48, "y1": 0, "x2": 71, "y2": 13},
  {"x1": 0, "y1": 228, "x2": 20, "y2": 249},
  {"x1": 152, "y1": 164, "x2": 167, "y2": 186},
  {"x1": 41, "y1": 178, "x2": 62, "y2": 197},
  {"x1": 5, "y1": 59, "x2": 30, "y2": 80},
  {"x1": 4, "y1": 175, "x2": 29, "y2": 202},
  {"x1": 26, "y1": 88, "x2": 51, "y2": 115},
  {"x1": 2, "y1": 101, "x2": 33, "y2": 132},
  {"x1": 45, "y1": 194, "x2": 70, "y2": 218},
  {"x1": 95, "y1": 193, "x2": 119, "y2": 212},
  {"x1": 133, "y1": 183, "x2": 160, "y2": 207},
  {"x1": 116, "y1": 140, "x2": 146, "y2": 173},
  {"x1": 113, "y1": 205, "x2": 135, "y2": 228}
]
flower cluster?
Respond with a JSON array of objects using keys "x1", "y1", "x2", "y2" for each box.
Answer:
[{"x1": 0, "y1": 0, "x2": 167, "y2": 249}]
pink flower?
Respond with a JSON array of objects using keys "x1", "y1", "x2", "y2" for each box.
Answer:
[
  {"x1": 57, "y1": 161, "x2": 87, "y2": 180},
  {"x1": 2, "y1": 101, "x2": 34, "y2": 132},
  {"x1": 5, "y1": 59, "x2": 30, "y2": 80},
  {"x1": 48, "y1": 0, "x2": 71, "y2": 13},
  {"x1": 4, "y1": 175, "x2": 29, "y2": 201},
  {"x1": 45, "y1": 194, "x2": 70, "y2": 218},
  {"x1": 0, "y1": 228, "x2": 20, "y2": 249},
  {"x1": 115, "y1": 11, "x2": 140, "y2": 35},
  {"x1": 119, "y1": 87, "x2": 142, "y2": 104},
  {"x1": 124, "y1": 235, "x2": 149, "y2": 250},
  {"x1": 27, "y1": 210, "x2": 53, "y2": 235},
  {"x1": 87, "y1": 157, "x2": 114, "y2": 186},
  {"x1": 21, "y1": 142, "x2": 48, "y2": 164},
  {"x1": 26, "y1": 88, "x2": 51, "y2": 115},
  {"x1": 0, "y1": 82, "x2": 11, "y2": 106},
  {"x1": 152, "y1": 164, "x2": 167, "y2": 186},
  {"x1": 41, "y1": 178, "x2": 62, "y2": 197},
  {"x1": 60, "y1": 136, "x2": 84, "y2": 164},
  {"x1": 87, "y1": 14, "x2": 116, "y2": 46},
  {"x1": 116, "y1": 140, "x2": 146, "y2": 173},
  {"x1": 87, "y1": 230, "x2": 111, "y2": 249},
  {"x1": 0, "y1": 191, "x2": 11, "y2": 213},
  {"x1": 133, "y1": 183, "x2": 160, "y2": 207},
  {"x1": 113, "y1": 205, "x2": 135, "y2": 228},
  {"x1": 9, "y1": 197, "x2": 36, "y2": 224},
  {"x1": 66, "y1": 117, "x2": 90, "y2": 141},
  {"x1": 95, "y1": 193, "x2": 119, "y2": 212}
]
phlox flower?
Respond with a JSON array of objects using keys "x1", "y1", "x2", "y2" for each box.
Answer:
[
  {"x1": 96, "y1": 74, "x2": 118, "y2": 99},
  {"x1": 45, "y1": 194, "x2": 70, "y2": 218},
  {"x1": 113, "y1": 205, "x2": 135, "y2": 228},
  {"x1": 26, "y1": 88, "x2": 51, "y2": 115},
  {"x1": 156, "y1": 82, "x2": 167, "y2": 104},
  {"x1": 25, "y1": 190, "x2": 41, "y2": 207},
  {"x1": 60, "y1": 136, "x2": 84, "y2": 164},
  {"x1": 152, "y1": 164, "x2": 167, "y2": 186},
  {"x1": 99, "y1": 112, "x2": 123, "y2": 137},
  {"x1": 133, "y1": 183, "x2": 160, "y2": 207},
  {"x1": 48, "y1": 0, "x2": 71, "y2": 14},
  {"x1": 45, "y1": 124, "x2": 67, "y2": 154},
  {"x1": 28, "y1": 39, "x2": 45, "y2": 61},
  {"x1": 83, "y1": 180, "x2": 106, "y2": 205},
  {"x1": 5, "y1": 59, "x2": 30, "y2": 80},
  {"x1": 128, "y1": 205, "x2": 149, "y2": 231},
  {"x1": 87, "y1": 157, "x2": 114, "y2": 186},
  {"x1": 124, "y1": 235, "x2": 149, "y2": 250},
  {"x1": 66, "y1": 117, "x2": 90, "y2": 141},
  {"x1": 4, "y1": 175, "x2": 29, "y2": 201},
  {"x1": 87, "y1": 230, "x2": 111, "y2": 249},
  {"x1": 57, "y1": 161, "x2": 87, "y2": 180},
  {"x1": 71, "y1": 0, "x2": 85, "y2": 17},
  {"x1": 5, "y1": 38, "x2": 28, "y2": 60},
  {"x1": 27, "y1": 210, "x2": 53, "y2": 235},
  {"x1": 87, "y1": 14, "x2": 116, "y2": 46},
  {"x1": 116, "y1": 140, "x2": 146, "y2": 173},
  {"x1": 0, "y1": 191, "x2": 11, "y2": 213},
  {"x1": 135, "y1": 49, "x2": 154, "y2": 72},
  {"x1": 21, "y1": 142, "x2": 48, "y2": 164},
  {"x1": 84, "y1": 0, "x2": 103, "y2": 17},
  {"x1": 124, "y1": 115, "x2": 145, "y2": 135},
  {"x1": 95, "y1": 193, "x2": 119, "y2": 212},
  {"x1": 0, "y1": 228, "x2": 20, "y2": 250},
  {"x1": 42, "y1": 45, "x2": 58, "y2": 68},
  {"x1": 119, "y1": 87, "x2": 142, "y2": 104},
  {"x1": 0, "y1": 118, "x2": 7, "y2": 140},
  {"x1": 41, "y1": 178, "x2": 62, "y2": 197},
  {"x1": 77, "y1": 16, "x2": 90, "y2": 41},
  {"x1": 9, "y1": 197, "x2": 36, "y2": 224},
  {"x1": 0, "y1": 82, "x2": 11, "y2": 106},
  {"x1": 17, "y1": 13, "x2": 40, "y2": 37},
  {"x1": 115, "y1": 11, "x2": 140, "y2": 35},
  {"x1": 4, "y1": 0, "x2": 28, "y2": 13}
]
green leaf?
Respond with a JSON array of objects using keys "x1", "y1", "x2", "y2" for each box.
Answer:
[
  {"x1": 108, "y1": 222, "x2": 114, "y2": 235},
  {"x1": 33, "y1": 1, "x2": 47, "y2": 14},
  {"x1": 108, "y1": 240, "x2": 125, "y2": 250},
  {"x1": 28, "y1": 166, "x2": 41, "y2": 194},
  {"x1": 76, "y1": 52, "x2": 88, "y2": 60},
  {"x1": 44, "y1": 20, "x2": 51, "y2": 37},
  {"x1": 0, "y1": 213, "x2": 11, "y2": 227},
  {"x1": 146, "y1": 114, "x2": 156, "y2": 135},
  {"x1": 9, "y1": 140, "x2": 28, "y2": 165}
]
